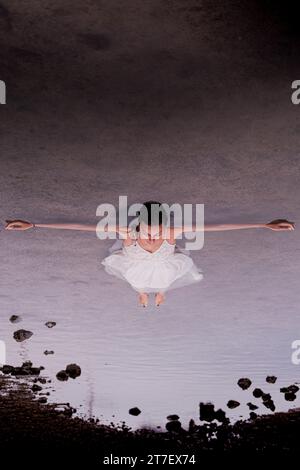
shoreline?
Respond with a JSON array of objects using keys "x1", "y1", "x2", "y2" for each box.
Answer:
[{"x1": 1, "y1": 375, "x2": 300, "y2": 462}]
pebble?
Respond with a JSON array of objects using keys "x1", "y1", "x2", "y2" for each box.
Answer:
[
  {"x1": 66, "y1": 364, "x2": 81, "y2": 379},
  {"x1": 45, "y1": 322, "x2": 56, "y2": 328},
  {"x1": 13, "y1": 330, "x2": 33, "y2": 342},
  {"x1": 285, "y1": 392, "x2": 297, "y2": 402},
  {"x1": 0, "y1": 362, "x2": 42, "y2": 376},
  {"x1": 247, "y1": 403, "x2": 259, "y2": 411},
  {"x1": 166, "y1": 420, "x2": 182, "y2": 432},
  {"x1": 280, "y1": 385, "x2": 299, "y2": 394},
  {"x1": 266, "y1": 376, "x2": 277, "y2": 384},
  {"x1": 166, "y1": 414, "x2": 180, "y2": 421},
  {"x1": 56, "y1": 370, "x2": 69, "y2": 381},
  {"x1": 129, "y1": 407, "x2": 141, "y2": 416},
  {"x1": 199, "y1": 402, "x2": 215, "y2": 422},
  {"x1": 263, "y1": 400, "x2": 275, "y2": 412},
  {"x1": 38, "y1": 397, "x2": 47, "y2": 404},
  {"x1": 227, "y1": 400, "x2": 240, "y2": 409},
  {"x1": 214, "y1": 408, "x2": 229, "y2": 424},
  {"x1": 237, "y1": 378, "x2": 252, "y2": 390},
  {"x1": 9, "y1": 315, "x2": 22, "y2": 324}
]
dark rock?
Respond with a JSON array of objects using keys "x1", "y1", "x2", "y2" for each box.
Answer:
[
  {"x1": 166, "y1": 420, "x2": 182, "y2": 432},
  {"x1": 32, "y1": 384, "x2": 42, "y2": 392},
  {"x1": 262, "y1": 398, "x2": 276, "y2": 412},
  {"x1": 266, "y1": 375, "x2": 277, "y2": 384},
  {"x1": 247, "y1": 402, "x2": 259, "y2": 411},
  {"x1": 188, "y1": 419, "x2": 197, "y2": 432},
  {"x1": 280, "y1": 385, "x2": 299, "y2": 394},
  {"x1": 11, "y1": 367, "x2": 27, "y2": 376},
  {"x1": 44, "y1": 350, "x2": 54, "y2": 355},
  {"x1": 261, "y1": 393, "x2": 271, "y2": 401},
  {"x1": 237, "y1": 378, "x2": 252, "y2": 390},
  {"x1": 199, "y1": 402, "x2": 215, "y2": 422},
  {"x1": 45, "y1": 322, "x2": 56, "y2": 328},
  {"x1": 9, "y1": 315, "x2": 22, "y2": 323},
  {"x1": 38, "y1": 378, "x2": 47, "y2": 384},
  {"x1": 249, "y1": 412, "x2": 258, "y2": 420},
  {"x1": 285, "y1": 392, "x2": 297, "y2": 402},
  {"x1": 56, "y1": 370, "x2": 69, "y2": 381},
  {"x1": 1, "y1": 365, "x2": 14, "y2": 374},
  {"x1": 38, "y1": 397, "x2": 47, "y2": 404},
  {"x1": 215, "y1": 408, "x2": 229, "y2": 424},
  {"x1": 30, "y1": 368, "x2": 42, "y2": 376},
  {"x1": 54, "y1": 403, "x2": 76, "y2": 417},
  {"x1": 128, "y1": 407, "x2": 141, "y2": 416},
  {"x1": 227, "y1": 400, "x2": 240, "y2": 409},
  {"x1": 22, "y1": 361, "x2": 33, "y2": 369},
  {"x1": 253, "y1": 388, "x2": 263, "y2": 398},
  {"x1": 199, "y1": 402, "x2": 229, "y2": 423},
  {"x1": 13, "y1": 329, "x2": 33, "y2": 342},
  {"x1": 7, "y1": 362, "x2": 43, "y2": 377},
  {"x1": 166, "y1": 414, "x2": 180, "y2": 421},
  {"x1": 66, "y1": 363, "x2": 81, "y2": 379}
]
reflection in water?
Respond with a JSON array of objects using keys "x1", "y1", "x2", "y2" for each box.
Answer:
[
  {"x1": 87, "y1": 374, "x2": 94, "y2": 421},
  {"x1": 1, "y1": 281, "x2": 300, "y2": 430},
  {"x1": 1, "y1": 211, "x2": 299, "y2": 430}
]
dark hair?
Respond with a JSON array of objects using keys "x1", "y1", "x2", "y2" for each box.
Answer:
[{"x1": 136, "y1": 201, "x2": 168, "y2": 232}]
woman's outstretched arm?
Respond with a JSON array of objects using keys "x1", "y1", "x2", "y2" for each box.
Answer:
[
  {"x1": 174, "y1": 219, "x2": 295, "y2": 237},
  {"x1": 4, "y1": 219, "x2": 129, "y2": 235}
]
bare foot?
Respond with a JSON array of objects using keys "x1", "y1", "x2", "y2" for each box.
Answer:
[
  {"x1": 138, "y1": 293, "x2": 149, "y2": 307},
  {"x1": 155, "y1": 292, "x2": 165, "y2": 307}
]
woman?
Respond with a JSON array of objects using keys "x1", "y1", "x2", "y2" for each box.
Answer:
[{"x1": 5, "y1": 201, "x2": 295, "y2": 307}]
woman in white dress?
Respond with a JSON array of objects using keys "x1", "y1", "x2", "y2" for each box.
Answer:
[
  {"x1": 101, "y1": 201, "x2": 205, "y2": 306},
  {"x1": 5, "y1": 202, "x2": 295, "y2": 307}
]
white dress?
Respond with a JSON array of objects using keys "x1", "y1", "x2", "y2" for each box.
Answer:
[{"x1": 101, "y1": 235, "x2": 203, "y2": 294}]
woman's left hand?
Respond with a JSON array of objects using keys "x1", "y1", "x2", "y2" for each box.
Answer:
[
  {"x1": 265, "y1": 219, "x2": 295, "y2": 231},
  {"x1": 5, "y1": 219, "x2": 34, "y2": 230}
]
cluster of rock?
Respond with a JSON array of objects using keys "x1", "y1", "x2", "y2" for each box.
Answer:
[{"x1": 56, "y1": 364, "x2": 81, "y2": 381}]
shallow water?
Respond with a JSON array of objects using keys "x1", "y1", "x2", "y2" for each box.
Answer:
[{"x1": 1, "y1": 230, "x2": 300, "y2": 430}]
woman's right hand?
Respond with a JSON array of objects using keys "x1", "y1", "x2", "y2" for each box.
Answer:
[
  {"x1": 265, "y1": 219, "x2": 295, "y2": 231},
  {"x1": 5, "y1": 220, "x2": 34, "y2": 231}
]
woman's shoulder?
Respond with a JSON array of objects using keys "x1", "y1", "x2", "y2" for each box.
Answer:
[
  {"x1": 122, "y1": 226, "x2": 137, "y2": 247},
  {"x1": 123, "y1": 238, "x2": 135, "y2": 247}
]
